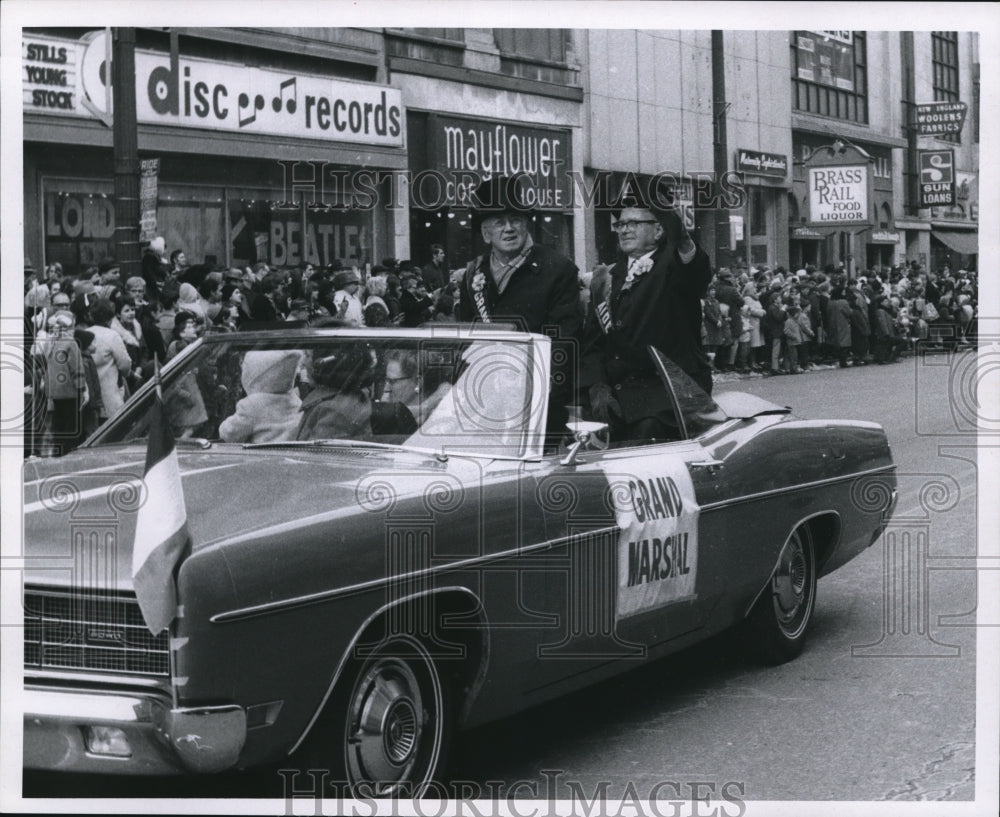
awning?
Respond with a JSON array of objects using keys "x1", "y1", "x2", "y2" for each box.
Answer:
[{"x1": 932, "y1": 229, "x2": 979, "y2": 255}]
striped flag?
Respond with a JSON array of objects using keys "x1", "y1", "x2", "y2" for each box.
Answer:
[{"x1": 132, "y1": 366, "x2": 191, "y2": 634}]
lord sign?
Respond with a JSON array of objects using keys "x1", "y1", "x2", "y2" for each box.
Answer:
[
  {"x1": 919, "y1": 149, "x2": 955, "y2": 207},
  {"x1": 808, "y1": 165, "x2": 870, "y2": 225}
]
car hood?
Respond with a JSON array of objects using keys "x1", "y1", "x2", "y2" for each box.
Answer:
[{"x1": 22, "y1": 443, "x2": 456, "y2": 590}]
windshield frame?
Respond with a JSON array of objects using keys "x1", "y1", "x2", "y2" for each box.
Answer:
[{"x1": 85, "y1": 327, "x2": 552, "y2": 460}]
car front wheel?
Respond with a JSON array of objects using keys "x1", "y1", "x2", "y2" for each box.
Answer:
[
  {"x1": 305, "y1": 634, "x2": 451, "y2": 797},
  {"x1": 744, "y1": 524, "x2": 817, "y2": 665}
]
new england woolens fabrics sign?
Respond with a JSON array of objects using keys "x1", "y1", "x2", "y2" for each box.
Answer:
[{"x1": 23, "y1": 31, "x2": 404, "y2": 147}]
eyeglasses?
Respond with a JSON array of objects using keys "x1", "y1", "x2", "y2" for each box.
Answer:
[
  {"x1": 384, "y1": 374, "x2": 416, "y2": 385},
  {"x1": 612, "y1": 220, "x2": 659, "y2": 233}
]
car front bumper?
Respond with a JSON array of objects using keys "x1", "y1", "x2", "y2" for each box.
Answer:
[{"x1": 23, "y1": 684, "x2": 246, "y2": 775}]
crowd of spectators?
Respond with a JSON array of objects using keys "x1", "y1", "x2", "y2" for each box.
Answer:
[
  {"x1": 698, "y1": 260, "x2": 978, "y2": 377},
  {"x1": 21, "y1": 247, "x2": 463, "y2": 457},
  {"x1": 23, "y1": 243, "x2": 978, "y2": 457}
]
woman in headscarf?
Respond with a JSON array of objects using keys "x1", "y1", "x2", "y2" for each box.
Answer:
[
  {"x1": 87, "y1": 298, "x2": 133, "y2": 422},
  {"x1": 177, "y1": 282, "x2": 207, "y2": 322}
]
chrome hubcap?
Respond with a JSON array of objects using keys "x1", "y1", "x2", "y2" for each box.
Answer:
[
  {"x1": 383, "y1": 698, "x2": 417, "y2": 764},
  {"x1": 346, "y1": 658, "x2": 424, "y2": 788},
  {"x1": 772, "y1": 532, "x2": 811, "y2": 635}
]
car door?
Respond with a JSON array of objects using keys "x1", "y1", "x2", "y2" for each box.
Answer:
[{"x1": 526, "y1": 350, "x2": 730, "y2": 689}]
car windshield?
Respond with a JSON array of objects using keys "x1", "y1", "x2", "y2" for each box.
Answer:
[{"x1": 93, "y1": 331, "x2": 547, "y2": 458}]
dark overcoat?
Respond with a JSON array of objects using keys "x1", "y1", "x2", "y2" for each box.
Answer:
[{"x1": 580, "y1": 242, "x2": 713, "y2": 412}]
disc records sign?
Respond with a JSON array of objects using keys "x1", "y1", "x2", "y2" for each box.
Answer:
[{"x1": 918, "y1": 150, "x2": 955, "y2": 207}]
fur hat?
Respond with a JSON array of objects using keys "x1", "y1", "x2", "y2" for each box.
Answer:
[{"x1": 149, "y1": 236, "x2": 166, "y2": 256}]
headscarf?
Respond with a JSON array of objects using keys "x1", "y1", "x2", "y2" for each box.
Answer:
[{"x1": 177, "y1": 282, "x2": 206, "y2": 320}]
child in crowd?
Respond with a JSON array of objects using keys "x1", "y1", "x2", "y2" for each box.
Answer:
[
  {"x1": 219, "y1": 350, "x2": 303, "y2": 443},
  {"x1": 783, "y1": 303, "x2": 804, "y2": 374}
]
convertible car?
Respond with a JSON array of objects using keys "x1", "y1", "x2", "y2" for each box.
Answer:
[{"x1": 22, "y1": 326, "x2": 896, "y2": 794}]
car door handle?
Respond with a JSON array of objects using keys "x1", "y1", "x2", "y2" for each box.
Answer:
[{"x1": 689, "y1": 459, "x2": 723, "y2": 472}]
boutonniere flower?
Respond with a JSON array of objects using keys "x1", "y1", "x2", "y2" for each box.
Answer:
[
  {"x1": 471, "y1": 271, "x2": 486, "y2": 293},
  {"x1": 622, "y1": 256, "x2": 654, "y2": 290}
]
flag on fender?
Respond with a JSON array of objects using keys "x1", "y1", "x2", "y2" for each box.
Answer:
[{"x1": 132, "y1": 369, "x2": 190, "y2": 634}]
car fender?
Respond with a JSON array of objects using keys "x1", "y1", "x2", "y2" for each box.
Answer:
[
  {"x1": 742, "y1": 510, "x2": 841, "y2": 618},
  {"x1": 289, "y1": 584, "x2": 489, "y2": 755}
]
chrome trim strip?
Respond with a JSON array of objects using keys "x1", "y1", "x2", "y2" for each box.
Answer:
[
  {"x1": 24, "y1": 668, "x2": 172, "y2": 690},
  {"x1": 211, "y1": 464, "x2": 894, "y2": 624},
  {"x1": 210, "y1": 528, "x2": 619, "y2": 623},
  {"x1": 698, "y1": 464, "x2": 896, "y2": 513},
  {"x1": 288, "y1": 585, "x2": 488, "y2": 755}
]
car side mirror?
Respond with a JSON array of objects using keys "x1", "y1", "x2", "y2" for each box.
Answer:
[{"x1": 560, "y1": 420, "x2": 609, "y2": 466}]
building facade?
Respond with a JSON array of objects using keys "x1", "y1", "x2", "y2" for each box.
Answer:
[
  {"x1": 22, "y1": 27, "x2": 978, "y2": 280},
  {"x1": 23, "y1": 27, "x2": 407, "y2": 275}
]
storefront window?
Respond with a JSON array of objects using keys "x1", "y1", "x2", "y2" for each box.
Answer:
[
  {"x1": 158, "y1": 183, "x2": 225, "y2": 268},
  {"x1": 42, "y1": 178, "x2": 115, "y2": 275},
  {"x1": 228, "y1": 196, "x2": 371, "y2": 270}
]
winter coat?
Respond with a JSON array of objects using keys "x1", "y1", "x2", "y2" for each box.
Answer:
[
  {"x1": 796, "y1": 310, "x2": 815, "y2": 341},
  {"x1": 743, "y1": 295, "x2": 766, "y2": 347},
  {"x1": 783, "y1": 315, "x2": 803, "y2": 345},
  {"x1": 297, "y1": 386, "x2": 373, "y2": 441},
  {"x1": 765, "y1": 299, "x2": 787, "y2": 339},
  {"x1": 702, "y1": 296, "x2": 726, "y2": 346},
  {"x1": 458, "y1": 243, "x2": 581, "y2": 339},
  {"x1": 44, "y1": 337, "x2": 84, "y2": 400},
  {"x1": 89, "y1": 325, "x2": 131, "y2": 419},
  {"x1": 219, "y1": 350, "x2": 303, "y2": 443},
  {"x1": 824, "y1": 296, "x2": 852, "y2": 348}
]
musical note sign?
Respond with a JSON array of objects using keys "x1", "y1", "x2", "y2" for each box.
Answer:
[
  {"x1": 273, "y1": 78, "x2": 296, "y2": 114},
  {"x1": 238, "y1": 92, "x2": 265, "y2": 127}
]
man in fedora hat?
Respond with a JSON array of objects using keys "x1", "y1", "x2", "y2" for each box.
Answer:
[
  {"x1": 458, "y1": 174, "x2": 580, "y2": 339},
  {"x1": 458, "y1": 174, "x2": 582, "y2": 434},
  {"x1": 580, "y1": 179, "x2": 713, "y2": 441},
  {"x1": 331, "y1": 269, "x2": 365, "y2": 326}
]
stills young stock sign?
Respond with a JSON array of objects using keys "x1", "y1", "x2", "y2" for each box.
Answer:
[{"x1": 23, "y1": 32, "x2": 404, "y2": 147}]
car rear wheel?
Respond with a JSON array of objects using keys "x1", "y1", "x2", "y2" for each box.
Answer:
[
  {"x1": 744, "y1": 524, "x2": 816, "y2": 665},
  {"x1": 305, "y1": 635, "x2": 451, "y2": 798}
]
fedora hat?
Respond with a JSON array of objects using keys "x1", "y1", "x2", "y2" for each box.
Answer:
[
  {"x1": 471, "y1": 174, "x2": 535, "y2": 220},
  {"x1": 332, "y1": 269, "x2": 361, "y2": 290}
]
